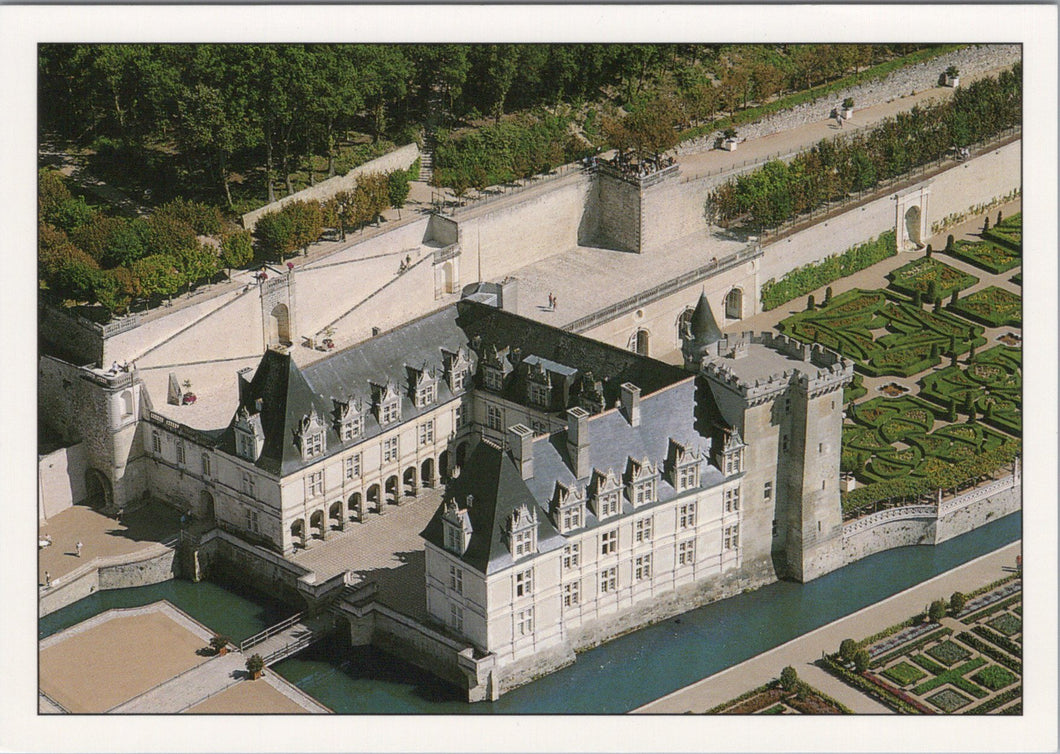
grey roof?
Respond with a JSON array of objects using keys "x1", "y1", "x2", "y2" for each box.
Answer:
[
  {"x1": 421, "y1": 441, "x2": 566, "y2": 574},
  {"x1": 522, "y1": 355, "x2": 578, "y2": 377},
  {"x1": 690, "y1": 291, "x2": 722, "y2": 346}
]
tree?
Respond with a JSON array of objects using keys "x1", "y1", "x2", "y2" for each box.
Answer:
[
  {"x1": 387, "y1": 170, "x2": 411, "y2": 218},
  {"x1": 779, "y1": 666, "x2": 799, "y2": 691},
  {"x1": 220, "y1": 230, "x2": 254, "y2": 275},
  {"x1": 949, "y1": 591, "x2": 967, "y2": 614},
  {"x1": 253, "y1": 210, "x2": 295, "y2": 261},
  {"x1": 853, "y1": 648, "x2": 871, "y2": 673},
  {"x1": 997, "y1": 210, "x2": 1003, "y2": 226},
  {"x1": 824, "y1": 286, "x2": 833, "y2": 305},
  {"x1": 950, "y1": 290, "x2": 959, "y2": 306},
  {"x1": 930, "y1": 343, "x2": 940, "y2": 359},
  {"x1": 807, "y1": 294, "x2": 815, "y2": 311},
  {"x1": 928, "y1": 599, "x2": 947, "y2": 622},
  {"x1": 925, "y1": 243, "x2": 932, "y2": 258},
  {"x1": 911, "y1": 290, "x2": 922, "y2": 308},
  {"x1": 245, "y1": 653, "x2": 266, "y2": 679},
  {"x1": 982, "y1": 215, "x2": 990, "y2": 232},
  {"x1": 839, "y1": 638, "x2": 857, "y2": 662},
  {"x1": 131, "y1": 254, "x2": 185, "y2": 300},
  {"x1": 286, "y1": 200, "x2": 324, "y2": 255},
  {"x1": 946, "y1": 234, "x2": 955, "y2": 251}
]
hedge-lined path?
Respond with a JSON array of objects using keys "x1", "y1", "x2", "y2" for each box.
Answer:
[{"x1": 634, "y1": 540, "x2": 1020, "y2": 714}]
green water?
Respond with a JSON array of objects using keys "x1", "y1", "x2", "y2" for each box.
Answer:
[{"x1": 41, "y1": 512, "x2": 1020, "y2": 713}]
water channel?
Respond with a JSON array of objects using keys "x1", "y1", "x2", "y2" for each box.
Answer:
[{"x1": 40, "y1": 512, "x2": 1020, "y2": 714}]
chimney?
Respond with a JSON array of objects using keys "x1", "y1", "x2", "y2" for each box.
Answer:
[
  {"x1": 508, "y1": 424, "x2": 535, "y2": 480},
  {"x1": 620, "y1": 382, "x2": 641, "y2": 427},
  {"x1": 566, "y1": 407, "x2": 591, "y2": 479}
]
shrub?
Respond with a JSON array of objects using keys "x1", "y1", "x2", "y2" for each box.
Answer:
[
  {"x1": 209, "y1": 635, "x2": 230, "y2": 653},
  {"x1": 842, "y1": 97, "x2": 854, "y2": 110},
  {"x1": 245, "y1": 653, "x2": 266, "y2": 676},
  {"x1": 928, "y1": 599, "x2": 947, "y2": 622},
  {"x1": 853, "y1": 649, "x2": 871, "y2": 673},
  {"x1": 949, "y1": 591, "x2": 967, "y2": 614},
  {"x1": 972, "y1": 665, "x2": 1017, "y2": 691},
  {"x1": 220, "y1": 230, "x2": 254, "y2": 272},
  {"x1": 839, "y1": 638, "x2": 857, "y2": 662},
  {"x1": 779, "y1": 665, "x2": 798, "y2": 691}
]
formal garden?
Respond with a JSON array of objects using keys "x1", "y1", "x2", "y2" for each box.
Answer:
[
  {"x1": 821, "y1": 577, "x2": 1022, "y2": 714},
  {"x1": 919, "y1": 346, "x2": 1022, "y2": 436},
  {"x1": 886, "y1": 257, "x2": 979, "y2": 299},
  {"x1": 949, "y1": 286, "x2": 1021, "y2": 328},
  {"x1": 706, "y1": 667, "x2": 851, "y2": 715}
]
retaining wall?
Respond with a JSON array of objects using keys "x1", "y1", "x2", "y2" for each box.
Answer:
[
  {"x1": 241, "y1": 144, "x2": 420, "y2": 231},
  {"x1": 38, "y1": 544, "x2": 179, "y2": 617}
]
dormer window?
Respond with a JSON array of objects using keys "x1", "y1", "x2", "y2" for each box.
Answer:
[
  {"x1": 480, "y1": 345, "x2": 511, "y2": 393},
  {"x1": 483, "y1": 366, "x2": 504, "y2": 392},
  {"x1": 445, "y1": 347, "x2": 472, "y2": 393},
  {"x1": 549, "y1": 481, "x2": 585, "y2": 534},
  {"x1": 667, "y1": 438, "x2": 703, "y2": 492},
  {"x1": 526, "y1": 361, "x2": 552, "y2": 408},
  {"x1": 442, "y1": 496, "x2": 473, "y2": 556},
  {"x1": 578, "y1": 373, "x2": 606, "y2": 415},
  {"x1": 589, "y1": 468, "x2": 622, "y2": 520},
  {"x1": 374, "y1": 381, "x2": 402, "y2": 425},
  {"x1": 233, "y1": 405, "x2": 264, "y2": 462},
  {"x1": 296, "y1": 410, "x2": 327, "y2": 461},
  {"x1": 506, "y1": 504, "x2": 537, "y2": 558},
  {"x1": 718, "y1": 427, "x2": 747, "y2": 477},
  {"x1": 334, "y1": 397, "x2": 364, "y2": 442},
  {"x1": 625, "y1": 457, "x2": 659, "y2": 507},
  {"x1": 417, "y1": 382, "x2": 436, "y2": 407},
  {"x1": 410, "y1": 363, "x2": 439, "y2": 408}
]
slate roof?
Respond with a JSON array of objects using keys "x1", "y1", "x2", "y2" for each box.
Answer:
[
  {"x1": 689, "y1": 290, "x2": 722, "y2": 347},
  {"x1": 420, "y1": 440, "x2": 566, "y2": 574}
]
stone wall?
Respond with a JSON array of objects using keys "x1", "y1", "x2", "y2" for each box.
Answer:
[
  {"x1": 494, "y1": 641, "x2": 576, "y2": 696},
  {"x1": 594, "y1": 172, "x2": 640, "y2": 252},
  {"x1": 38, "y1": 443, "x2": 87, "y2": 521},
  {"x1": 678, "y1": 45, "x2": 1021, "y2": 154},
  {"x1": 936, "y1": 486, "x2": 1020, "y2": 543},
  {"x1": 39, "y1": 306, "x2": 104, "y2": 367},
  {"x1": 38, "y1": 545, "x2": 179, "y2": 617},
  {"x1": 241, "y1": 144, "x2": 420, "y2": 231}
]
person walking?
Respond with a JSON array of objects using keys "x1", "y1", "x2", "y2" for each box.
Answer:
[
  {"x1": 44, "y1": 571, "x2": 51, "y2": 588},
  {"x1": 75, "y1": 540, "x2": 83, "y2": 558}
]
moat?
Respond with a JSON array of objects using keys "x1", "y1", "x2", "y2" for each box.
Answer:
[{"x1": 40, "y1": 511, "x2": 1019, "y2": 713}]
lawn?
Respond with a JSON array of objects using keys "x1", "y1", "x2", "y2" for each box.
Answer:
[{"x1": 882, "y1": 661, "x2": 927, "y2": 686}]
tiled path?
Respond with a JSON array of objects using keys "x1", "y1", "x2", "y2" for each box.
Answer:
[
  {"x1": 634, "y1": 540, "x2": 1021, "y2": 713},
  {"x1": 290, "y1": 488, "x2": 443, "y2": 621}
]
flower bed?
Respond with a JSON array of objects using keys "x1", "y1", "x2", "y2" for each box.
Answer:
[
  {"x1": 954, "y1": 632, "x2": 1022, "y2": 674},
  {"x1": 971, "y1": 625, "x2": 1022, "y2": 658},
  {"x1": 919, "y1": 347, "x2": 1022, "y2": 435},
  {"x1": 911, "y1": 658, "x2": 988, "y2": 698},
  {"x1": 927, "y1": 688, "x2": 972, "y2": 713},
  {"x1": 965, "y1": 686, "x2": 1021, "y2": 715},
  {"x1": 985, "y1": 612, "x2": 1021, "y2": 637},
  {"x1": 950, "y1": 286, "x2": 1021, "y2": 328},
  {"x1": 971, "y1": 665, "x2": 1018, "y2": 691},
  {"x1": 925, "y1": 639, "x2": 972, "y2": 666},
  {"x1": 882, "y1": 661, "x2": 927, "y2": 686},
  {"x1": 887, "y1": 257, "x2": 979, "y2": 299},
  {"x1": 946, "y1": 239, "x2": 1021, "y2": 274}
]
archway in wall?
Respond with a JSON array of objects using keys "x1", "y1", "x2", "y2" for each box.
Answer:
[
  {"x1": 421, "y1": 458, "x2": 435, "y2": 488},
  {"x1": 905, "y1": 206, "x2": 923, "y2": 249},
  {"x1": 199, "y1": 490, "x2": 216, "y2": 521},
  {"x1": 385, "y1": 475, "x2": 399, "y2": 505},
  {"x1": 329, "y1": 501, "x2": 344, "y2": 531},
  {"x1": 309, "y1": 509, "x2": 325, "y2": 539},
  {"x1": 403, "y1": 466, "x2": 418, "y2": 497},
  {"x1": 84, "y1": 469, "x2": 111, "y2": 509},
  {"x1": 120, "y1": 390, "x2": 134, "y2": 417},
  {"x1": 348, "y1": 492, "x2": 362, "y2": 520},
  {"x1": 627, "y1": 329, "x2": 650, "y2": 356},
  {"x1": 439, "y1": 450, "x2": 451, "y2": 482},
  {"x1": 269, "y1": 303, "x2": 292, "y2": 346},
  {"x1": 725, "y1": 288, "x2": 744, "y2": 319},
  {"x1": 367, "y1": 484, "x2": 381, "y2": 513},
  {"x1": 290, "y1": 518, "x2": 306, "y2": 549},
  {"x1": 676, "y1": 307, "x2": 695, "y2": 343},
  {"x1": 443, "y1": 262, "x2": 455, "y2": 293}
]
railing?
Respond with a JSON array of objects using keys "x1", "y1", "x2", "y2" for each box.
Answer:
[
  {"x1": 563, "y1": 243, "x2": 763, "y2": 333},
  {"x1": 240, "y1": 612, "x2": 304, "y2": 653},
  {"x1": 262, "y1": 631, "x2": 321, "y2": 665},
  {"x1": 80, "y1": 369, "x2": 134, "y2": 388},
  {"x1": 938, "y1": 473, "x2": 1018, "y2": 516},
  {"x1": 439, "y1": 162, "x2": 587, "y2": 217},
  {"x1": 597, "y1": 160, "x2": 679, "y2": 187},
  {"x1": 843, "y1": 504, "x2": 938, "y2": 535},
  {"x1": 146, "y1": 412, "x2": 219, "y2": 448}
]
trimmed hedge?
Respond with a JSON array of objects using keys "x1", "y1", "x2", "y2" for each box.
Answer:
[
  {"x1": 954, "y1": 632, "x2": 1022, "y2": 674},
  {"x1": 971, "y1": 625, "x2": 1022, "y2": 658},
  {"x1": 761, "y1": 232, "x2": 896, "y2": 311},
  {"x1": 964, "y1": 685, "x2": 1021, "y2": 715},
  {"x1": 911, "y1": 658, "x2": 988, "y2": 698},
  {"x1": 871, "y1": 628, "x2": 952, "y2": 669},
  {"x1": 949, "y1": 286, "x2": 1021, "y2": 328},
  {"x1": 888, "y1": 256, "x2": 980, "y2": 299}
]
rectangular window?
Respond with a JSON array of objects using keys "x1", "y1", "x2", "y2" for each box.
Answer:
[
  {"x1": 417, "y1": 383, "x2": 436, "y2": 407},
  {"x1": 342, "y1": 417, "x2": 362, "y2": 442},
  {"x1": 201, "y1": 453, "x2": 211, "y2": 477},
  {"x1": 515, "y1": 568, "x2": 534, "y2": 597},
  {"x1": 634, "y1": 516, "x2": 653, "y2": 543},
  {"x1": 449, "y1": 603, "x2": 464, "y2": 633},
  {"x1": 306, "y1": 470, "x2": 324, "y2": 498},
  {"x1": 486, "y1": 404, "x2": 503, "y2": 431},
  {"x1": 678, "y1": 502, "x2": 697, "y2": 529},
  {"x1": 485, "y1": 369, "x2": 503, "y2": 391},
  {"x1": 345, "y1": 454, "x2": 362, "y2": 481},
  {"x1": 819, "y1": 442, "x2": 824, "y2": 454},
  {"x1": 419, "y1": 419, "x2": 435, "y2": 446},
  {"x1": 764, "y1": 481, "x2": 773, "y2": 501},
  {"x1": 528, "y1": 382, "x2": 550, "y2": 406},
  {"x1": 634, "y1": 479, "x2": 655, "y2": 506},
  {"x1": 241, "y1": 472, "x2": 255, "y2": 497},
  {"x1": 679, "y1": 465, "x2": 698, "y2": 490},
  {"x1": 455, "y1": 404, "x2": 466, "y2": 428},
  {"x1": 600, "y1": 529, "x2": 618, "y2": 555},
  {"x1": 562, "y1": 543, "x2": 580, "y2": 570},
  {"x1": 449, "y1": 565, "x2": 463, "y2": 594},
  {"x1": 772, "y1": 519, "x2": 778, "y2": 537},
  {"x1": 383, "y1": 436, "x2": 399, "y2": 463},
  {"x1": 634, "y1": 554, "x2": 653, "y2": 581},
  {"x1": 599, "y1": 566, "x2": 617, "y2": 594},
  {"x1": 563, "y1": 580, "x2": 580, "y2": 607},
  {"x1": 725, "y1": 488, "x2": 741, "y2": 512},
  {"x1": 243, "y1": 507, "x2": 259, "y2": 533},
  {"x1": 452, "y1": 370, "x2": 466, "y2": 392},
  {"x1": 516, "y1": 607, "x2": 534, "y2": 637},
  {"x1": 382, "y1": 401, "x2": 399, "y2": 424},
  {"x1": 725, "y1": 457, "x2": 734, "y2": 475},
  {"x1": 782, "y1": 435, "x2": 790, "y2": 453},
  {"x1": 599, "y1": 492, "x2": 619, "y2": 517},
  {"x1": 678, "y1": 539, "x2": 696, "y2": 566},
  {"x1": 531, "y1": 419, "x2": 548, "y2": 435},
  {"x1": 562, "y1": 506, "x2": 582, "y2": 532},
  {"x1": 152, "y1": 431, "x2": 162, "y2": 454},
  {"x1": 176, "y1": 442, "x2": 186, "y2": 466},
  {"x1": 513, "y1": 530, "x2": 533, "y2": 557},
  {"x1": 724, "y1": 524, "x2": 740, "y2": 550}
]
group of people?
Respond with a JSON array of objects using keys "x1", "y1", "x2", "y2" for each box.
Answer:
[
  {"x1": 40, "y1": 539, "x2": 83, "y2": 589},
  {"x1": 107, "y1": 360, "x2": 131, "y2": 374},
  {"x1": 605, "y1": 152, "x2": 677, "y2": 179},
  {"x1": 547, "y1": 292, "x2": 558, "y2": 311},
  {"x1": 398, "y1": 254, "x2": 413, "y2": 274}
]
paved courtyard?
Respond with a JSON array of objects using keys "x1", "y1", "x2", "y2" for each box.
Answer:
[
  {"x1": 290, "y1": 487, "x2": 443, "y2": 621},
  {"x1": 182, "y1": 675, "x2": 318, "y2": 714},
  {"x1": 38, "y1": 500, "x2": 181, "y2": 585}
]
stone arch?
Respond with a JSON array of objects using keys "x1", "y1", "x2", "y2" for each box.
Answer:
[
  {"x1": 385, "y1": 475, "x2": 399, "y2": 505},
  {"x1": 348, "y1": 491, "x2": 362, "y2": 521},
  {"x1": 120, "y1": 389, "x2": 135, "y2": 417},
  {"x1": 725, "y1": 288, "x2": 744, "y2": 320},
  {"x1": 627, "y1": 328, "x2": 650, "y2": 356},
  {"x1": 676, "y1": 307, "x2": 695, "y2": 343},
  {"x1": 84, "y1": 468, "x2": 111, "y2": 509},
  {"x1": 309, "y1": 509, "x2": 326, "y2": 539},
  {"x1": 290, "y1": 518, "x2": 306, "y2": 549},
  {"x1": 420, "y1": 457, "x2": 435, "y2": 488},
  {"x1": 366, "y1": 484, "x2": 381, "y2": 513},
  {"x1": 895, "y1": 185, "x2": 931, "y2": 252},
  {"x1": 199, "y1": 490, "x2": 216, "y2": 521},
  {"x1": 403, "y1": 466, "x2": 418, "y2": 497},
  {"x1": 269, "y1": 303, "x2": 292, "y2": 347},
  {"x1": 329, "y1": 500, "x2": 344, "y2": 531},
  {"x1": 439, "y1": 450, "x2": 451, "y2": 482}
]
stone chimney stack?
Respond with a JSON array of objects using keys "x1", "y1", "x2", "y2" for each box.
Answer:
[
  {"x1": 508, "y1": 424, "x2": 535, "y2": 480},
  {"x1": 620, "y1": 382, "x2": 641, "y2": 427},
  {"x1": 566, "y1": 407, "x2": 591, "y2": 479}
]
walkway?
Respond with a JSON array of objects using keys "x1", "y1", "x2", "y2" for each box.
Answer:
[{"x1": 634, "y1": 540, "x2": 1021, "y2": 713}]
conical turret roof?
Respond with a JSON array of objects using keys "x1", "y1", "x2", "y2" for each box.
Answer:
[{"x1": 690, "y1": 291, "x2": 722, "y2": 346}]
